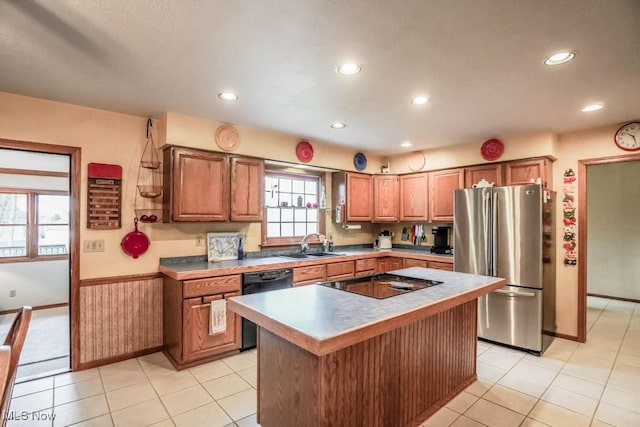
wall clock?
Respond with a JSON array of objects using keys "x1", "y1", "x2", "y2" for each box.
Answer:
[{"x1": 614, "y1": 121, "x2": 640, "y2": 151}]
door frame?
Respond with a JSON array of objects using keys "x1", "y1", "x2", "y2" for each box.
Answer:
[
  {"x1": 0, "y1": 138, "x2": 81, "y2": 370},
  {"x1": 577, "y1": 152, "x2": 640, "y2": 342}
]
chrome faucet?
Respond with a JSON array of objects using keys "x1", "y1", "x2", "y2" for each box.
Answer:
[{"x1": 300, "y1": 233, "x2": 320, "y2": 253}]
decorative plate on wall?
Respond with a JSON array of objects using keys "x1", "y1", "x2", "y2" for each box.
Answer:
[
  {"x1": 296, "y1": 140, "x2": 314, "y2": 163},
  {"x1": 408, "y1": 151, "x2": 426, "y2": 171},
  {"x1": 354, "y1": 152, "x2": 367, "y2": 171},
  {"x1": 480, "y1": 138, "x2": 504, "y2": 161},
  {"x1": 215, "y1": 125, "x2": 240, "y2": 151}
]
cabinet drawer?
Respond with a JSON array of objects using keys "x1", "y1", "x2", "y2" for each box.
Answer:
[
  {"x1": 326, "y1": 261, "x2": 355, "y2": 279},
  {"x1": 403, "y1": 258, "x2": 428, "y2": 268},
  {"x1": 293, "y1": 265, "x2": 326, "y2": 284},
  {"x1": 428, "y1": 261, "x2": 453, "y2": 271},
  {"x1": 355, "y1": 258, "x2": 377, "y2": 272},
  {"x1": 183, "y1": 275, "x2": 241, "y2": 298}
]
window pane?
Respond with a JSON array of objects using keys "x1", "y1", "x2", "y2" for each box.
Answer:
[
  {"x1": 0, "y1": 194, "x2": 27, "y2": 224},
  {"x1": 266, "y1": 223, "x2": 280, "y2": 237},
  {"x1": 266, "y1": 207, "x2": 280, "y2": 222},
  {"x1": 0, "y1": 225, "x2": 27, "y2": 257},
  {"x1": 281, "y1": 208, "x2": 293, "y2": 222},
  {"x1": 308, "y1": 209, "x2": 318, "y2": 222},
  {"x1": 265, "y1": 191, "x2": 277, "y2": 207},
  {"x1": 278, "y1": 192, "x2": 291, "y2": 207},
  {"x1": 307, "y1": 223, "x2": 318, "y2": 234},
  {"x1": 38, "y1": 225, "x2": 69, "y2": 255},
  {"x1": 294, "y1": 209, "x2": 306, "y2": 222},
  {"x1": 294, "y1": 223, "x2": 307, "y2": 236},
  {"x1": 305, "y1": 181, "x2": 317, "y2": 194},
  {"x1": 292, "y1": 180, "x2": 304, "y2": 193},
  {"x1": 281, "y1": 223, "x2": 294, "y2": 237},
  {"x1": 38, "y1": 195, "x2": 69, "y2": 224},
  {"x1": 279, "y1": 179, "x2": 291, "y2": 193}
]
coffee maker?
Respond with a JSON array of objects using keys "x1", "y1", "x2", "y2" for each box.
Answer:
[{"x1": 431, "y1": 226, "x2": 452, "y2": 254}]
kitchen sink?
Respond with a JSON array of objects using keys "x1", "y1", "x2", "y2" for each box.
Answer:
[{"x1": 279, "y1": 252, "x2": 346, "y2": 259}]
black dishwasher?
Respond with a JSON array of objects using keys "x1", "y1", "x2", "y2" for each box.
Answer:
[{"x1": 241, "y1": 268, "x2": 293, "y2": 350}]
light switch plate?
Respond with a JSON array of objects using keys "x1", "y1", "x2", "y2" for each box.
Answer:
[{"x1": 83, "y1": 239, "x2": 105, "y2": 252}]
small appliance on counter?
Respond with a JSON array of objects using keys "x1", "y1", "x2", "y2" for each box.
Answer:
[
  {"x1": 431, "y1": 226, "x2": 452, "y2": 254},
  {"x1": 378, "y1": 230, "x2": 393, "y2": 249}
]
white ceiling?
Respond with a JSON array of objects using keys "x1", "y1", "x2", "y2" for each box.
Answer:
[{"x1": 1, "y1": 1, "x2": 639, "y2": 154}]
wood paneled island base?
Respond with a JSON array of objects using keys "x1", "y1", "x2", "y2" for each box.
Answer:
[{"x1": 257, "y1": 300, "x2": 478, "y2": 427}]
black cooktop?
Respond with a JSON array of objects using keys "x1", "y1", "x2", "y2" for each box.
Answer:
[{"x1": 319, "y1": 273, "x2": 443, "y2": 299}]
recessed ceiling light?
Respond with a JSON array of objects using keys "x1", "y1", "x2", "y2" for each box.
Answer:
[
  {"x1": 581, "y1": 103, "x2": 604, "y2": 112},
  {"x1": 330, "y1": 122, "x2": 346, "y2": 129},
  {"x1": 411, "y1": 96, "x2": 430, "y2": 105},
  {"x1": 336, "y1": 63, "x2": 362, "y2": 75},
  {"x1": 544, "y1": 51, "x2": 575, "y2": 66},
  {"x1": 400, "y1": 141, "x2": 413, "y2": 147},
  {"x1": 218, "y1": 92, "x2": 238, "y2": 101}
]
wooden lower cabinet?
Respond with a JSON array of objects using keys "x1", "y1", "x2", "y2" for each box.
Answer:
[
  {"x1": 163, "y1": 275, "x2": 242, "y2": 369},
  {"x1": 403, "y1": 258, "x2": 428, "y2": 268},
  {"x1": 429, "y1": 260, "x2": 454, "y2": 271},
  {"x1": 326, "y1": 261, "x2": 355, "y2": 280},
  {"x1": 293, "y1": 265, "x2": 327, "y2": 286},
  {"x1": 183, "y1": 291, "x2": 241, "y2": 363},
  {"x1": 355, "y1": 258, "x2": 378, "y2": 276},
  {"x1": 378, "y1": 257, "x2": 404, "y2": 272}
]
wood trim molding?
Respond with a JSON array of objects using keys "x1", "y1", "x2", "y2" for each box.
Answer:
[
  {"x1": 77, "y1": 346, "x2": 162, "y2": 371},
  {"x1": 0, "y1": 138, "x2": 81, "y2": 371},
  {"x1": 0, "y1": 302, "x2": 68, "y2": 316},
  {"x1": 80, "y1": 272, "x2": 162, "y2": 287},
  {"x1": 577, "y1": 152, "x2": 640, "y2": 344},
  {"x1": 587, "y1": 293, "x2": 640, "y2": 304},
  {"x1": 0, "y1": 167, "x2": 69, "y2": 178},
  {"x1": 544, "y1": 330, "x2": 580, "y2": 342}
]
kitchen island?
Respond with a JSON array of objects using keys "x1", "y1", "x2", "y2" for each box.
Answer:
[{"x1": 228, "y1": 267, "x2": 505, "y2": 427}]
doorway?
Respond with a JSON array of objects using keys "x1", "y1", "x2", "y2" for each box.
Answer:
[
  {"x1": 578, "y1": 154, "x2": 640, "y2": 342},
  {"x1": 0, "y1": 139, "x2": 80, "y2": 380}
]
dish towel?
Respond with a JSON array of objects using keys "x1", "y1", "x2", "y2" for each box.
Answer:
[{"x1": 209, "y1": 299, "x2": 227, "y2": 335}]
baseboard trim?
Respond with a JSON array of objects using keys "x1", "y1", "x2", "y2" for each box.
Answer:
[
  {"x1": 544, "y1": 330, "x2": 581, "y2": 342},
  {"x1": 76, "y1": 346, "x2": 163, "y2": 371},
  {"x1": 80, "y1": 272, "x2": 162, "y2": 287},
  {"x1": 587, "y1": 293, "x2": 640, "y2": 304},
  {"x1": 0, "y1": 302, "x2": 68, "y2": 316}
]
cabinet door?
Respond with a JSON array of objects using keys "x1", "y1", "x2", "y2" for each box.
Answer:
[
  {"x1": 172, "y1": 149, "x2": 230, "y2": 221},
  {"x1": 293, "y1": 265, "x2": 327, "y2": 286},
  {"x1": 373, "y1": 175, "x2": 399, "y2": 222},
  {"x1": 505, "y1": 158, "x2": 550, "y2": 187},
  {"x1": 399, "y1": 173, "x2": 428, "y2": 221},
  {"x1": 230, "y1": 157, "x2": 264, "y2": 222},
  {"x1": 182, "y1": 291, "x2": 241, "y2": 362},
  {"x1": 428, "y1": 261, "x2": 454, "y2": 271},
  {"x1": 465, "y1": 164, "x2": 503, "y2": 188},
  {"x1": 346, "y1": 173, "x2": 373, "y2": 221},
  {"x1": 429, "y1": 168, "x2": 464, "y2": 222},
  {"x1": 403, "y1": 258, "x2": 428, "y2": 268},
  {"x1": 378, "y1": 257, "x2": 404, "y2": 272}
]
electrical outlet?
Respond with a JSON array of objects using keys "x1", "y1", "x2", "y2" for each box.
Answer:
[
  {"x1": 83, "y1": 239, "x2": 105, "y2": 252},
  {"x1": 195, "y1": 235, "x2": 204, "y2": 247},
  {"x1": 9, "y1": 290, "x2": 16, "y2": 297}
]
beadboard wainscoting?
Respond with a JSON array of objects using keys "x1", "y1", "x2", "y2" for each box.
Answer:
[{"x1": 78, "y1": 273, "x2": 163, "y2": 369}]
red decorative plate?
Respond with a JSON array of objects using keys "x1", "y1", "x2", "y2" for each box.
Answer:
[
  {"x1": 296, "y1": 140, "x2": 314, "y2": 163},
  {"x1": 480, "y1": 138, "x2": 504, "y2": 161}
]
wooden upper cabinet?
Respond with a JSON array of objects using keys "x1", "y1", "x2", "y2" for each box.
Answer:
[
  {"x1": 230, "y1": 157, "x2": 264, "y2": 222},
  {"x1": 346, "y1": 172, "x2": 373, "y2": 221},
  {"x1": 167, "y1": 148, "x2": 230, "y2": 221},
  {"x1": 399, "y1": 173, "x2": 428, "y2": 221},
  {"x1": 429, "y1": 168, "x2": 464, "y2": 222},
  {"x1": 505, "y1": 158, "x2": 551, "y2": 188},
  {"x1": 465, "y1": 164, "x2": 503, "y2": 188},
  {"x1": 373, "y1": 175, "x2": 399, "y2": 222}
]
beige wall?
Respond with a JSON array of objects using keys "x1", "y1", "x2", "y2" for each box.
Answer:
[{"x1": 0, "y1": 93, "x2": 383, "y2": 279}]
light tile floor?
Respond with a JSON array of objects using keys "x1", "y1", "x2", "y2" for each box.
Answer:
[{"x1": 6, "y1": 296, "x2": 640, "y2": 426}]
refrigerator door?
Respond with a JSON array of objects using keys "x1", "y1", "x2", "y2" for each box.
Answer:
[
  {"x1": 454, "y1": 188, "x2": 492, "y2": 276},
  {"x1": 492, "y1": 185, "x2": 543, "y2": 288},
  {"x1": 478, "y1": 285, "x2": 543, "y2": 352}
]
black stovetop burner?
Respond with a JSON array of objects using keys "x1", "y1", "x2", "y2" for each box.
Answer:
[{"x1": 319, "y1": 273, "x2": 443, "y2": 300}]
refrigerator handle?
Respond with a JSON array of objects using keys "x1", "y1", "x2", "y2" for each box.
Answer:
[
  {"x1": 484, "y1": 191, "x2": 492, "y2": 276},
  {"x1": 491, "y1": 192, "x2": 498, "y2": 276}
]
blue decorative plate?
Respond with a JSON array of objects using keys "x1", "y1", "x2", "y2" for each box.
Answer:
[{"x1": 354, "y1": 152, "x2": 367, "y2": 171}]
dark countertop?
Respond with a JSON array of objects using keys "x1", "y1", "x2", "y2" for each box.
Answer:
[
  {"x1": 158, "y1": 248, "x2": 453, "y2": 280},
  {"x1": 228, "y1": 267, "x2": 504, "y2": 356}
]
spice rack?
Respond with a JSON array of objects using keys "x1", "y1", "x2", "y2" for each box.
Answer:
[{"x1": 134, "y1": 119, "x2": 163, "y2": 223}]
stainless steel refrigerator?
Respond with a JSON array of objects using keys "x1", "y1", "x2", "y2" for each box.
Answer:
[{"x1": 454, "y1": 184, "x2": 556, "y2": 354}]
